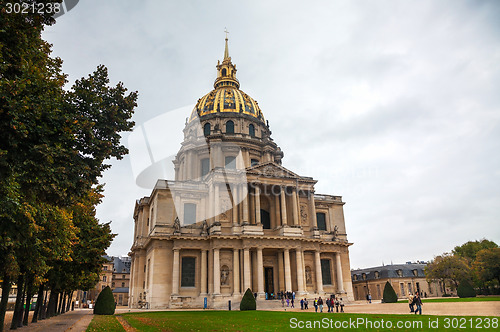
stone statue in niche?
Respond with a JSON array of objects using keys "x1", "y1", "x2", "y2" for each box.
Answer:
[
  {"x1": 201, "y1": 219, "x2": 208, "y2": 236},
  {"x1": 220, "y1": 265, "x2": 230, "y2": 285},
  {"x1": 300, "y1": 205, "x2": 308, "y2": 223},
  {"x1": 173, "y1": 217, "x2": 181, "y2": 234},
  {"x1": 305, "y1": 267, "x2": 312, "y2": 285},
  {"x1": 332, "y1": 225, "x2": 338, "y2": 241}
]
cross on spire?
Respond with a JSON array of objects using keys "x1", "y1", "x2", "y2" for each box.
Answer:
[
  {"x1": 223, "y1": 28, "x2": 230, "y2": 60},
  {"x1": 224, "y1": 27, "x2": 229, "y2": 40}
]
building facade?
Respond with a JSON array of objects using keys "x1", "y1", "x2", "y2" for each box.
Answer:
[
  {"x1": 129, "y1": 37, "x2": 355, "y2": 309},
  {"x1": 351, "y1": 263, "x2": 446, "y2": 301},
  {"x1": 84, "y1": 256, "x2": 131, "y2": 305}
]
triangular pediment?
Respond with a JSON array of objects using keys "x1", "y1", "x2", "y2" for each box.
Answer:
[{"x1": 246, "y1": 162, "x2": 301, "y2": 179}]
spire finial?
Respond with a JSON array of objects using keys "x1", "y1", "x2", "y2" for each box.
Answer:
[{"x1": 224, "y1": 27, "x2": 230, "y2": 60}]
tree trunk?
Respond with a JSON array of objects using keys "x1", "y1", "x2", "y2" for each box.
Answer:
[
  {"x1": 32, "y1": 283, "x2": 44, "y2": 323},
  {"x1": 22, "y1": 275, "x2": 33, "y2": 326},
  {"x1": 10, "y1": 274, "x2": 24, "y2": 330},
  {"x1": 61, "y1": 292, "x2": 66, "y2": 314},
  {"x1": 40, "y1": 289, "x2": 49, "y2": 320},
  {"x1": 46, "y1": 289, "x2": 58, "y2": 318},
  {"x1": 57, "y1": 292, "x2": 63, "y2": 315},
  {"x1": 15, "y1": 277, "x2": 27, "y2": 328},
  {"x1": 0, "y1": 276, "x2": 12, "y2": 332},
  {"x1": 66, "y1": 291, "x2": 73, "y2": 312}
]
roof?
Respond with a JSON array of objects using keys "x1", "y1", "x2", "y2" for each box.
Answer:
[
  {"x1": 351, "y1": 263, "x2": 428, "y2": 282},
  {"x1": 113, "y1": 256, "x2": 131, "y2": 274},
  {"x1": 112, "y1": 287, "x2": 129, "y2": 293}
]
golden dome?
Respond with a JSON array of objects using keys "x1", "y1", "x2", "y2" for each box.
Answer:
[{"x1": 189, "y1": 36, "x2": 265, "y2": 123}]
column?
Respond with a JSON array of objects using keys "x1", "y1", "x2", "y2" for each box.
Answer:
[
  {"x1": 295, "y1": 249, "x2": 304, "y2": 293},
  {"x1": 284, "y1": 249, "x2": 292, "y2": 292},
  {"x1": 242, "y1": 185, "x2": 249, "y2": 224},
  {"x1": 292, "y1": 188, "x2": 299, "y2": 225},
  {"x1": 172, "y1": 249, "x2": 180, "y2": 295},
  {"x1": 315, "y1": 251, "x2": 323, "y2": 294},
  {"x1": 302, "y1": 250, "x2": 307, "y2": 291},
  {"x1": 201, "y1": 250, "x2": 207, "y2": 295},
  {"x1": 213, "y1": 248, "x2": 220, "y2": 294},
  {"x1": 310, "y1": 191, "x2": 317, "y2": 227},
  {"x1": 208, "y1": 248, "x2": 214, "y2": 294},
  {"x1": 233, "y1": 249, "x2": 240, "y2": 294},
  {"x1": 243, "y1": 248, "x2": 251, "y2": 291},
  {"x1": 257, "y1": 248, "x2": 264, "y2": 295},
  {"x1": 214, "y1": 184, "x2": 220, "y2": 222},
  {"x1": 336, "y1": 252, "x2": 345, "y2": 293},
  {"x1": 275, "y1": 193, "x2": 281, "y2": 226},
  {"x1": 255, "y1": 185, "x2": 261, "y2": 224},
  {"x1": 278, "y1": 251, "x2": 285, "y2": 292},
  {"x1": 280, "y1": 186, "x2": 288, "y2": 226}
]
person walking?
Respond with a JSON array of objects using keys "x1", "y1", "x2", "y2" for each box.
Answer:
[
  {"x1": 407, "y1": 293, "x2": 414, "y2": 313},
  {"x1": 286, "y1": 298, "x2": 289, "y2": 307},
  {"x1": 413, "y1": 293, "x2": 423, "y2": 315},
  {"x1": 335, "y1": 298, "x2": 340, "y2": 312},
  {"x1": 368, "y1": 293, "x2": 372, "y2": 303},
  {"x1": 281, "y1": 297, "x2": 285, "y2": 307},
  {"x1": 314, "y1": 298, "x2": 318, "y2": 312},
  {"x1": 300, "y1": 298, "x2": 304, "y2": 310},
  {"x1": 291, "y1": 298, "x2": 294, "y2": 308},
  {"x1": 326, "y1": 298, "x2": 331, "y2": 312},
  {"x1": 318, "y1": 297, "x2": 323, "y2": 313},
  {"x1": 339, "y1": 298, "x2": 344, "y2": 312}
]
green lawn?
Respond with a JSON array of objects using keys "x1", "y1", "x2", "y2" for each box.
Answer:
[
  {"x1": 397, "y1": 296, "x2": 500, "y2": 303},
  {"x1": 115, "y1": 311, "x2": 499, "y2": 332},
  {"x1": 86, "y1": 315, "x2": 125, "y2": 332}
]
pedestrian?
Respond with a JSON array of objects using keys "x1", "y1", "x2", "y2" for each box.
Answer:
[
  {"x1": 335, "y1": 298, "x2": 339, "y2": 312},
  {"x1": 339, "y1": 298, "x2": 344, "y2": 312},
  {"x1": 300, "y1": 298, "x2": 304, "y2": 310},
  {"x1": 281, "y1": 297, "x2": 285, "y2": 307},
  {"x1": 318, "y1": 297, "x2": 323, "y2": 313},
  {"x1": 291, "y1": 298, "x2": 294, "y2": 308},
  {"x1": 314, "y1": 298, "x2": 318, "y2": 312},
  {"x1": 292, "y1": 291, "x2": 295, "y2": 300},
  {"x1": 407, "y1": 293, "x2": 414, "y2": 313},
  {"x1": 368, "y1": 293, "x2": 372, "y2": 303},
  {"x1": 366, "y1": 293, "x2": 369, "y2": 303},
  {"x1": 413, "y1": 293, "x2": 423, "y2": 315},
  {"x1": 304, "y1": 298, "x2": 308, "y2": 310},
  {"x1": 286, "y1": 298, "x2": 289, "y2": 307}
]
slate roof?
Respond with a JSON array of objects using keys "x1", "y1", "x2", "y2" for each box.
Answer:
[
  {"x1": 112, "y1": 287, "x2": 129, "y2": 293},
  {"x1": 351, "y1": 263, "x2": 428, "y2": 282}
]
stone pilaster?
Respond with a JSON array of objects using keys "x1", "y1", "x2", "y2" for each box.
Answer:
[
  {"x1": 201, "y1": 250, "x2": 207, "y2": 295},
  {"x1": 281, "y1": 186, "x2": 288, "y2": 226},
  {"x1": 233, "y1": 249, "x2": 240, "y2": 295},
  {"x1": 296, "y1": 249, "x2": 304, "y2": 293},
  {"x1": 257, "y1": 248, "x2": 264, "y2": 296},
  {"x1": 336, "y1": 252, "x2": 344, "y2": 293},
  {"x1": 172, "y1": 249, "x2": 180, "y2": 295},
  {"x1": 284, "y1": 248, "x2": 292, "y2": 292},
  {"x1": 213, "y1": 248, "x2": 220, "y2": 294},
  {"x1": 315, "y1": 251, "x2": 323, "y2": 294},
  {"x1": 243, "y1": 248, "x2": 251, "y2": 291},
  {"x1": 255, "y1": 185, "x2": 261, "y2": 224}
]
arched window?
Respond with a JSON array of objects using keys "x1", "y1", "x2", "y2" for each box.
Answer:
[
  {"x1": 203, "y1": 123, "x2": 211, "y2": 136},
  {"x1": 249, "y1": 124, "x2": 255, "y2": 137},
  {"x1": 226, "y1": 120, "x2": 234, "y2": 134},
  {"x1": 222, "y1": 68, "x2": 227, "y2": 76}
]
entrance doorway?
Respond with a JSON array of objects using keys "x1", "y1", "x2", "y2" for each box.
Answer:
[{"x1": 264, "y1": 267, "x2": 274, "y2": 299}]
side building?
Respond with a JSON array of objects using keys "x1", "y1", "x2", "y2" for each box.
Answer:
[{"x1": 351, "y1": 262, "x2": 446, "y2": 301}]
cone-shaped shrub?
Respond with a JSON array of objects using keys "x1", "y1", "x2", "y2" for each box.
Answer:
[
  {"x1": 457, "y1": 280, "x2": 476, "y2": 298},
  {"x1": 382, "y1": 281, "x2": 398, "y2": 303},
  {"x1": 94, "y1": 286, "x2": 115, "y2": 315},
  {"x1": 240, "y1": 288, "x2": 256, "y2": 311}
]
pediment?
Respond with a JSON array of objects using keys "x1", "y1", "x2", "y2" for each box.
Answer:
[{"x1": 246, "y1": 162, "x2": 300, "y2": 179}]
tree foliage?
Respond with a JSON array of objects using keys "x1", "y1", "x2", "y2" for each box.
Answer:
[
  {"x1": 457, "y1": 280, "x2": 476, "y2": 298},
  {"x1": 452, "y1": 239, "x2": 498, "y2": 262},
  {"x1": 382, "y1": 281, "x2": 398, "y2": 303},
  {"x1": 473, "y1": 248, "x2": 500, "y2": 285},
  {"x1": 425, "y1": 254, "x2": 470, "y2": 290}
]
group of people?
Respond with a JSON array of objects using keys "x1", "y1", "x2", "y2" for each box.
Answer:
[
  {"x1": 407, "y1": 292, "x2": 423, "y2": 315},
  {"x1": 280, "y1": 295, "x2": 344, "y2": 313}
]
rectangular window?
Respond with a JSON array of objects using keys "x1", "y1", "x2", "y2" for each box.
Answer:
[
  {"x1": 400, "y1": 283, "x2": 404, "y2": 296},
  {"x1": 316, "y1": 213, "x2": 327, "y2": 231},
  {"x1": 103, "y1": 276, "x2": 107, "y2": 282},
  {"x1": 181, "y1": 257, "x2": 196, "y2": 287},
  {"x1": 408, "y1": 283, "x2": 412, "y2": 294},
  {"x1": 377, "y1": 284, "x2": 381, "y2": 298},
  {"x1": 320, "y1": 259, "x2": 332, "y2": 285},
  {"x1": 184, "y1": 203, "x2": 196, "y2": 225},
  {"x1": 225, "y1": 156, "x2": 236, "y2": 169},
  {"x1": 201, "y1": 158, "x2": 210, "y2": 177}
]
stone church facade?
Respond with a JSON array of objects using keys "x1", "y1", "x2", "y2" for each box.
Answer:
[{"x1": 128, "y1": 37, "x2": 355, "y2": 309}]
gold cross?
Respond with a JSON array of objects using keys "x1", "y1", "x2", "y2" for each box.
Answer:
[{"x1": 224, "y1": 28, "x2": 229, "y2": 39}]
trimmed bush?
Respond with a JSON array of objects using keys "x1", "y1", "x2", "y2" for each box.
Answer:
[
  {"x1": 382, "y1": 281, "x2": 398, "y2": 303},
  {"x1": 457, "y1": 281, "x2": 476, "y2": 298},
  {"x1": 240, "y1": 288, "x2": 256, "y2": 311},
  {"x1": 93, "y1": 286, "x2": 115, "y2": 315}
]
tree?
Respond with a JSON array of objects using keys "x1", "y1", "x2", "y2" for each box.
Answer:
[
  {"x1": 425, "y1": 254, "x2": 470, "y2": 292},
  {"x1": 473, "y1": 248, "x2": 500, "y2": 285},
  {"x1": 93, "y1": 286, "x2": 115, "y2": 315},
  {"x1": 453, "y1": 239, "x2": 498, "y2": 262},
  {"x1": 240, "y1": 288, "x2": 256, "y2": 311},
  {"x1": 382, "y1": 281, "x2": 398, "y2": 303}
]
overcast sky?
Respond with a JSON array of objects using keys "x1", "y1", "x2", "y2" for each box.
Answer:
[{"x1": 43, "y1": 0, "x2": 500, "y2": 269}]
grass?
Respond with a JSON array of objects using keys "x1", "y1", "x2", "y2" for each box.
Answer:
[
  {"x1": 86, "y1": 314, "x2": 125, "y2": 332},
  {"x1": 116, "y1": 311, "x2": 500, "y2": 332},
  {"x1": 397, "y1": 296, "x2": 500, "y2": 303}
]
